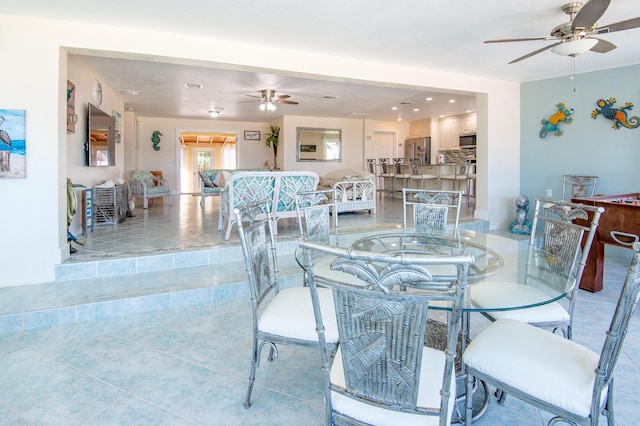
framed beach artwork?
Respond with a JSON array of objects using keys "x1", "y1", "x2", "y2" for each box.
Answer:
[{"x1": 0, "y1": 109, "x2": 26, "y2": 179}]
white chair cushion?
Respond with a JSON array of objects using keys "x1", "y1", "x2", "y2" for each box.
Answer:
[
  {"x1": 330, "y1": 346, "x2": 455, "y2": 426},
  {"x1": 258, "y1": 286, "x2": 338, "y2": 343},
  {"x1": 470, "y1": 281, "x2": 570, "y2": 323},
  {"x1": 463, "y1": 319, "x2": 604, "y2": 418}
]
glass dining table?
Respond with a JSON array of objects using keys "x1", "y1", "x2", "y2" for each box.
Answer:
[
  {"x1": 296, "y1": 229, "x2": 574, "y2": 312},
  {"x1": 295, "y1": 228, "x2": 575, "y2": 423}
]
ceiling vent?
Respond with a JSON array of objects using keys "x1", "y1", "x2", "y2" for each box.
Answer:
[
  {"x1": 119, "y1": 89, "x2": 141, "y2": 96},
  {"x1": 185, "y1": 83, "x2": 204, "y2": 89}
]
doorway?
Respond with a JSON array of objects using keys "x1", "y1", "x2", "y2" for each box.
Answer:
[
  {"x1": 373, "y1": 131, "x2": 396, "y2": 159},
  {"x1": 178, "y1": 131, "x2": 237, "y2": 194}
]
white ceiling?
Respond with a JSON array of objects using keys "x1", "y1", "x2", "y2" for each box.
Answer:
[{"x1": 5, "y1": 0, "x2": 640, "y2": 122}]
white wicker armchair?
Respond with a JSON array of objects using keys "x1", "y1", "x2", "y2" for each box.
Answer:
[{"x1": 126, "y1": 170, "x2": 172, "y2": 209}]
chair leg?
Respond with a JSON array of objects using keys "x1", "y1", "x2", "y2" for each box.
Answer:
[
  {"x1": 465, "y1": 373, "x2": 474, "y2": 425},
  {"x1": 244, "y1": 338, "x2": 259, "y2": 408}
]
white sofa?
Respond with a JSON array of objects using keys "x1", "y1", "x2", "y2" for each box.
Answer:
[
  {"x1": 318, "y1": 169, "x2": 376, "y2": 214},
  {"x1": 219, "y1": 171, "x2": 319, "y2": 240}
]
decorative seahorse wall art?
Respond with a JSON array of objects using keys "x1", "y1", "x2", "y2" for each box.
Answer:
[
  {"x1": 151, "y1": 130, "x2": 162, "y2": 151},
  {"x1": 539, "y1": 102, "x2": 573, "y2": 138},
  {"x1": 591, "y1": 98, "x2": 640, "y2": 130}
]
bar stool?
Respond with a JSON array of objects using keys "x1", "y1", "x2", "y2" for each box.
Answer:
[
  {"x1": 466, "y1": 163, "x2": 476, "y2": 206},
  {"x1": 408, "y1": 158, "x2": 438, "y2": 190},
  {"x1": 440, "y1": 162, "x2": 470, "y2": 202},
  {"x1": 392, "y1": 158, "x2": 411, "y2": 195},
  {"x1": 377, "y1": 158, "x2": 395, "y2": 197}
]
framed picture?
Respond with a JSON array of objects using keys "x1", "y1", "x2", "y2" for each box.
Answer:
[
  {"x1": 112, "y1": 110, "x2": 122, "y2": 143},
  {"x1": 300, "y1": 144, "x2": 316, "y2": 152},
  {"x1": 0, "y1": 109, "x2": 26, "y2": 179},
  {"x1": 67, "y1": 80, "x2": 77, "y2": 134},
  {"x1": 244, "y1": 130, "x2": 260, "y2": 140}
]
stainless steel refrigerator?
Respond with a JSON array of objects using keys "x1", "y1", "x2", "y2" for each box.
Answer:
[{"x1": 404, "y1": 137, "x2": 431, "y2": 164}]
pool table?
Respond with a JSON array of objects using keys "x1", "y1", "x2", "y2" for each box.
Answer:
[{"x1": 573, "y1": 193, "x2": 640, "y2": 292}]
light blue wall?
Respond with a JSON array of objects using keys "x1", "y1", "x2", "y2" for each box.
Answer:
[{"x1": 520, "y1": 64, "x2": 640, "y2": 203}]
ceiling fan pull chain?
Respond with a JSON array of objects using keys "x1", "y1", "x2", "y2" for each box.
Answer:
[{"x1": 570, "y1": 57, "x2": 577, "y2": 92}]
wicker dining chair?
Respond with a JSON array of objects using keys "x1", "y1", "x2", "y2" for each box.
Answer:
[
  {"x1": 299, "y1": 239, "x2": 474, "y2": 426},
  {"x1": 562, "y1": 174, "x2": 598, "y2": 201},
  {"x1": 295, "y1": 189, "x2": 338, "y2": 244},
  {"x1": 464, "y1": 242, "x2": 640, "y2": 426},
  {"x1": 470, "y1": 196, "x2": 604, "y2": 340},
  {"x1": 402, "y1": 188, "x2": 462, "y2": 235},
  {"x1": 235, "y1": 200, "x2": 339, "y2": 409}
]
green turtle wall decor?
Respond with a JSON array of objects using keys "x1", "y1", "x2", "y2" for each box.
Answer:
[
  {"x1": 591, "y1": 98, "x2": 640, "y2": 130},
  {"x1": 151, "y1": 130, "x2": 162, "y2": 151}
]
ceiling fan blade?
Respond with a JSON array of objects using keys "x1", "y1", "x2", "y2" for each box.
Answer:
[
  {"x1": 594, "y1": 17, "x2": 640, "y2": 34},
  {"x1": 484, "y1": 37, "x2": 557, "y2": 43},
  {"x1": 508, "y1": 42, "x2": 562, "y2": 64},
  {"x1": 276, "y1": 100, "x2": 298, "y2": 105},
  {"x1": 274, "y1": 94, "x2": 291, "y2": 100},
  {"x1": 572, "y1": 0, "x2": 611, "y2": 30},
  {"x1": 589, "y1": 37, "x2": 617, "y2": 53}
]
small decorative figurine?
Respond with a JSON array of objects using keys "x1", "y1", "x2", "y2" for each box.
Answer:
[
  {"x1": 591, "y1": 98, "x2": 640, "y2": 130},
  {"x1": 151, "y1": 130, "x2": 162, "y2": 151},
  {"x1": 510, "y1": 195, "x2": 532, "y2": 235},
  {"x1": 539, "y1": 102, "x2": 573, "y2": 138}
]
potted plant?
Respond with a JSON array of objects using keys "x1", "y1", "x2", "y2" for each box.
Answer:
[{"x1": 266, "y1": 125, "x2": 280, "y2": 170}]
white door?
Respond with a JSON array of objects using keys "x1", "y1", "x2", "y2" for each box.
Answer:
[
  {"x1": 373, "y1": 131, "x2": 396, "y2": 160},
  {"x1": 192, "y1": 148, "x2": 215, "y2": 193}
]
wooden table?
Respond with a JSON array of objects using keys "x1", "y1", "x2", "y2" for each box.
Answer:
[{"x1": 573, "y1": 193, "x2": 640, "y2": 292}]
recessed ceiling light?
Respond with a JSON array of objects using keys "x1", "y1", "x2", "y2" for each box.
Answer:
[
  {"x1": 413, "y1": 108, "x2": 420, "y2": 112},
  {"x1": 425, "y1": 97, "x2": 433, "y2": 101},
  {"x1": 185, "y1": 83, "x2": 203, "y2": 89},
  {"x1": 391, "y1": 106, "x2": 398, "y2": 111},
  {"x1": 440, "y1": 115, "x2": 445, "y2": 118},
  {"x1": 397, "y1": 117, "x2": 403, "y2": 121},
  {"x1": 449, "y1": 99, "x2": 456, "y2": 103}
]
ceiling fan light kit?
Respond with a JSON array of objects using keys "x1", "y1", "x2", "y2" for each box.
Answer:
[
  {"x1": 551, "y1": 38, "x2": 599, "y2": 56},
  {"x1": 484, "y1": 0, "x2": 640, "y2": 64},
  {"x1": 209, "y1": 110, "x2": 221, "y2": 118}
]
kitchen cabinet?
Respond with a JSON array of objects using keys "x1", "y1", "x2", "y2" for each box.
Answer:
[
  {"x1": 460, "y1": 114, "x2": 477, "y2": 134},
  {"x1": 438, "y1": 117, "x2": 459, "y2": 149},
  {"x1": 437, "y1": 112, "x2": 477, "y2": 150},
  {"x1": 409, "y1": 118, "x2": 431, "y2": 137}
]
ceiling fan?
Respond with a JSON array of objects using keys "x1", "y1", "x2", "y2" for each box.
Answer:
[
  {"x1": 485, "y1": 0, "x2": 640, "y2": 64},
  {"x1": 241, "y1": 89, "x2": 299, "y2": 112}
]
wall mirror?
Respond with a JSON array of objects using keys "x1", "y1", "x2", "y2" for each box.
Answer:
[
  {"x1": 85, "y1": 103, "x2": 115, "y2": 167},
  {"x1": 296, "y1": 127, "x2": 342, "y2": 162}
]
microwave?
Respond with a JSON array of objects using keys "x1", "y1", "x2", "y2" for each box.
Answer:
[{"x1": 459, "y1": 134, "x2": 476, "y2": 148}]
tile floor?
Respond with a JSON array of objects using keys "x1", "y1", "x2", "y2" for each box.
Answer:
[
  {"x1": 67, "y1": 193, "x2": 479, "y2": 262},
  {"x1": 0, "y1": 194, "x2": 638, "y2": 424}
]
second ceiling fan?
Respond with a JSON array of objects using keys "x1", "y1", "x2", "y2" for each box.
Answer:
[
  {"x1": 485, "y1": 0, "x2": 640, "y2": 64},
  {"x1": 244, "y1": 89, "x2": 299, "y2": 112}
]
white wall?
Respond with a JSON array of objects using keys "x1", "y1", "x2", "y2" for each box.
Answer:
[
  {"x1": 281, "y1": 115, "x2": 366, "y2": 175},
  {"x1": 0, "y1": 13, "x2": 520, "y2": 286}
]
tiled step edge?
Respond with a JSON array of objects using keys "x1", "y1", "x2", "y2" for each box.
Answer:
[
  {"x1": 55, "y1": 240, "x2": 300, "y2": 282},
  {"x1": 0, "y1": 270, "x2": 304, "y2": 335}
]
